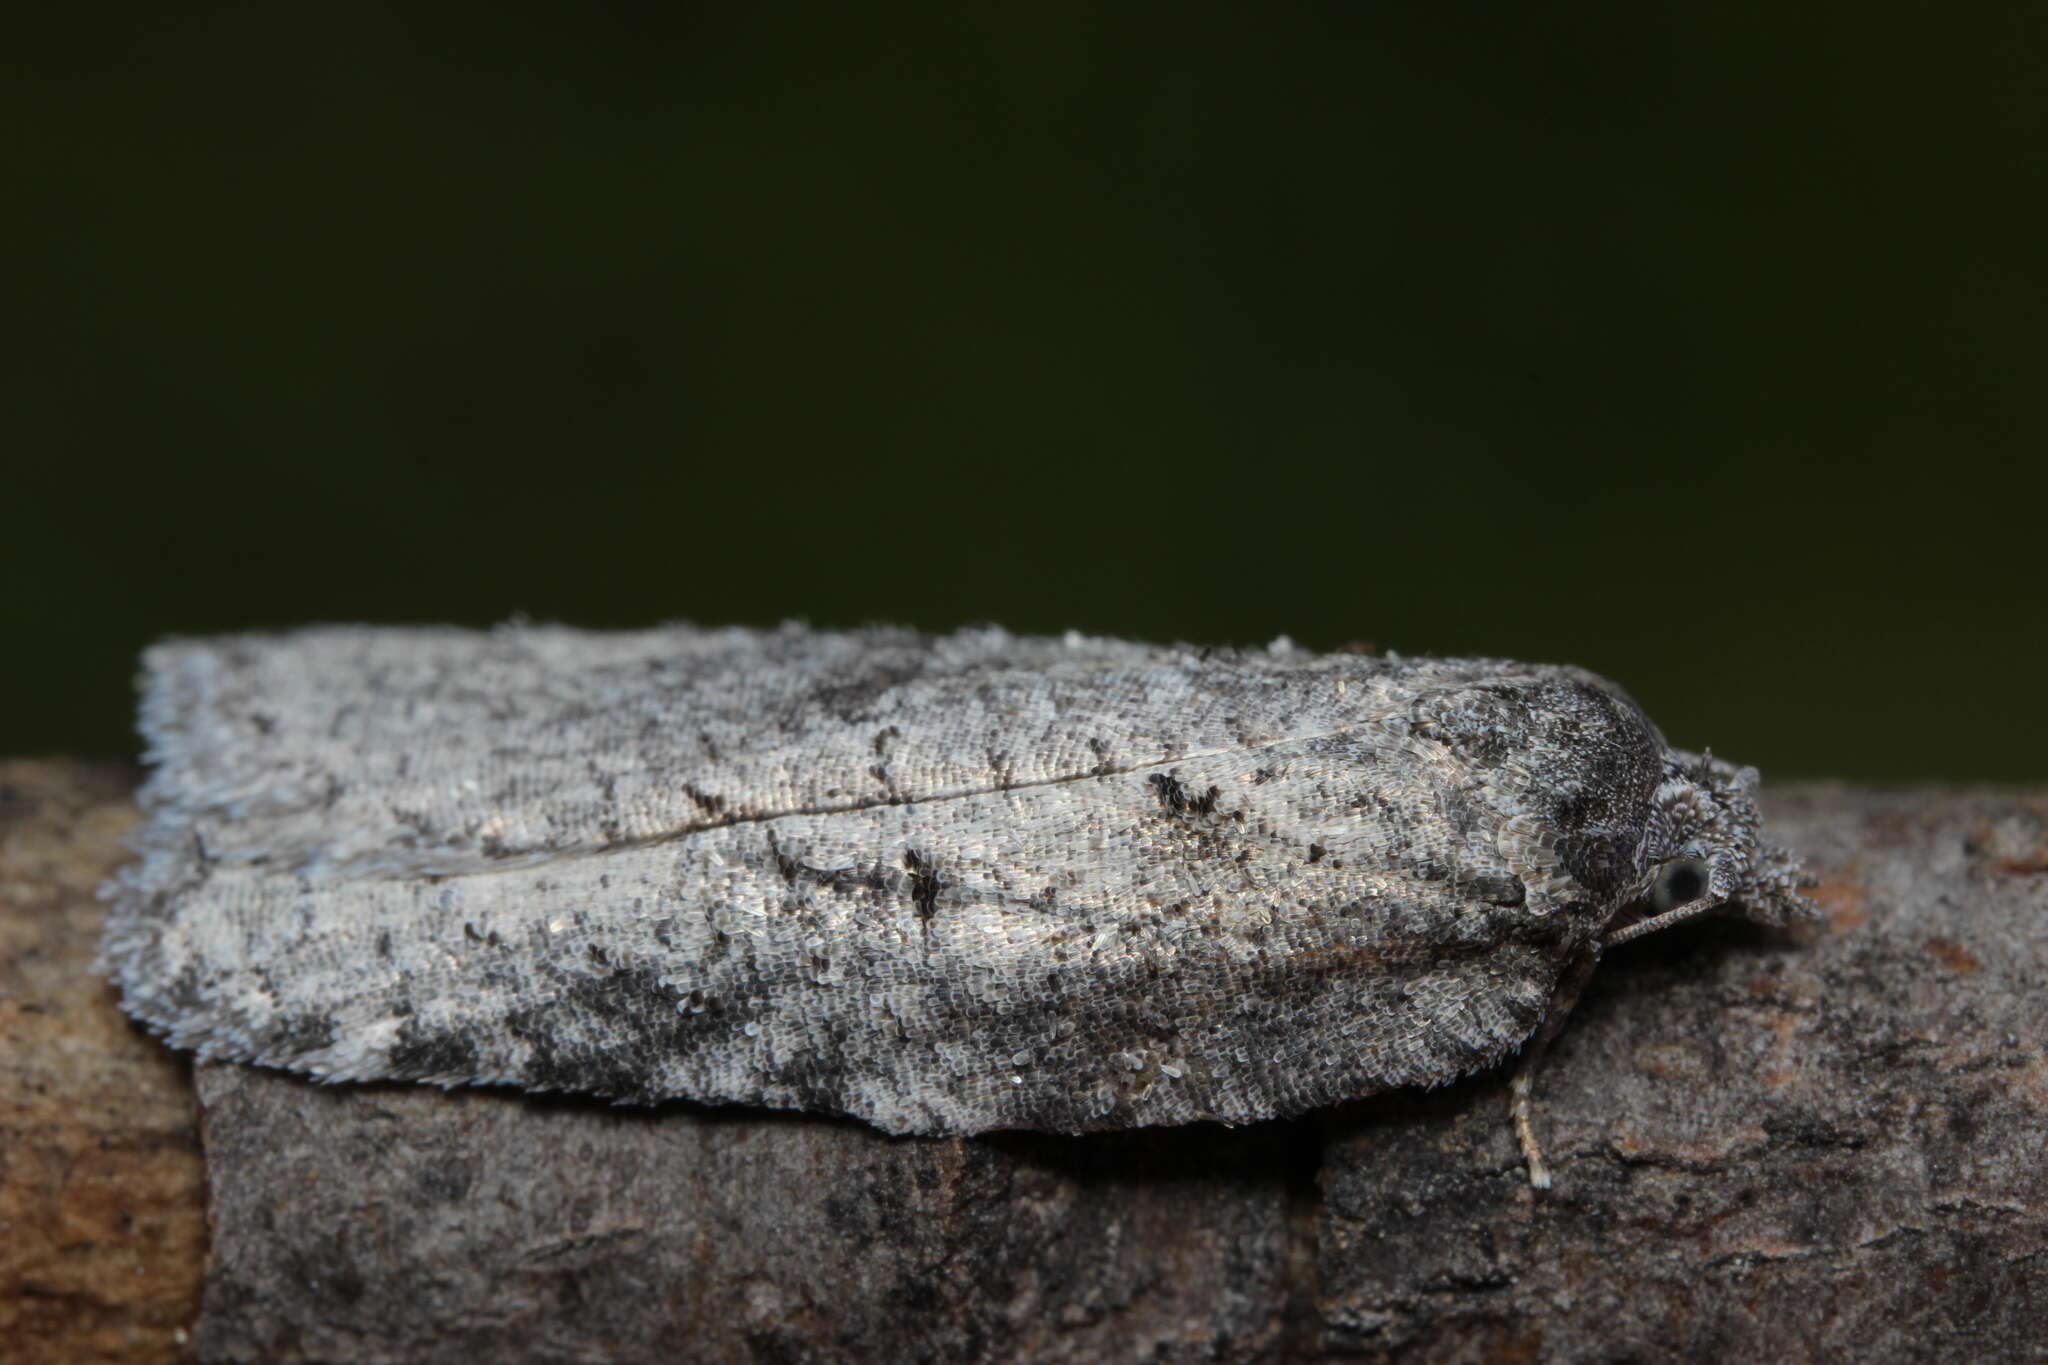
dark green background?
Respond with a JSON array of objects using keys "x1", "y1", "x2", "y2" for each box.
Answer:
[{"x1": 6, "y1": 4, "x2": 2042, "y2": 776}]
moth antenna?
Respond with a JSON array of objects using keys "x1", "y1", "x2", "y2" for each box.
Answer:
[
  {"x1": 1509, "y1": 1069, "x2": 1553, "y2": 1190},
  {"x1": 1602, "y1": 895, "x2": 1726, "y2": 947},
  {"x1": 1508, "y1": 951, "x2": 1599, "y2": 1190}
]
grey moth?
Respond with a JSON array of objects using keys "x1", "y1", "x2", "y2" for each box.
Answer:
[{"x1": 99, "y1": 624, "x2": 1812, "y2": 1186}]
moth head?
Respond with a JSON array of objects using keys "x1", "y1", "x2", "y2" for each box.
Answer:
[{"x1": 1605, "y1": 750, "x2": 1816, "y2": 947}]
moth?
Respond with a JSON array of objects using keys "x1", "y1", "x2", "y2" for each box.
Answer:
[{"x1": 99, "y1": 625, "x2": 1812, "y2": 1187}]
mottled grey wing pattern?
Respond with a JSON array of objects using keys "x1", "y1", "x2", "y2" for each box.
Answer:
[{"x1": 100, "y1": 626, "x2": 1664, "y2": 1134}]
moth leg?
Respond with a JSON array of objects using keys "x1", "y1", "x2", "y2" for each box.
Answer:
[{"x1": 1508, "y1": 950, "x2": 1601, "y2": 1190}]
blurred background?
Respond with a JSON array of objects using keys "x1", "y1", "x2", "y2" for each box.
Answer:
[{"x1": 5, "y1": 3, "x2": 2041, "y2": 777}]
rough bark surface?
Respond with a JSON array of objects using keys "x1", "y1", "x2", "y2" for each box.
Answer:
[
  {"x1": 1313, "y1": 786, "x2": 2048, "y2": 1360},
  {"x1": 5, "y1": 763, "x2": 2044, "y2": 1362},
  {"x1": 0, "y1": 761, "x2": 206, "y2": 1365}
]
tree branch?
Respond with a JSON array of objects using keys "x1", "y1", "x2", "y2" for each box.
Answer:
[{"x1": 5, "y1": 762, "x2": 2042, "y2": 1361}]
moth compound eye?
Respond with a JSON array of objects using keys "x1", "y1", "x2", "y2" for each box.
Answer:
[{"x1": 1649, "y1": 857, "x2": 1711, "y2": 914}]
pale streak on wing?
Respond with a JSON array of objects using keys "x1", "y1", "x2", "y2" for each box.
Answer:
[{"x1": 126, "y1": 624, "x2": 1541, "y2": 879}]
